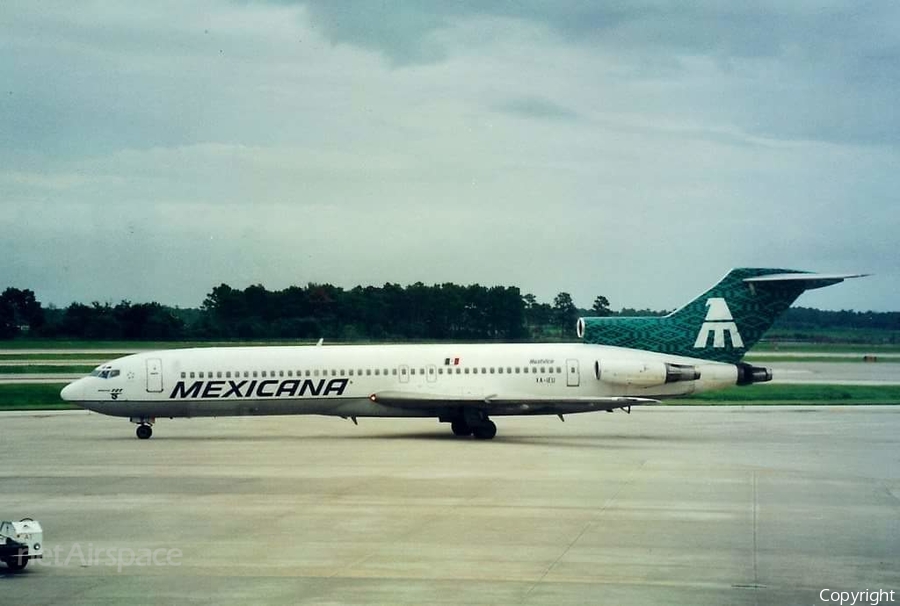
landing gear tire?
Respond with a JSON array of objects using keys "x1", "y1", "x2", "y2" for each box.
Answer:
[
  {"x1": 451, "y1": 419, "x2": 472, "y2": 436},
  {"x1": 472, "y1": 420, "x2": 497, "y2": 440},
  {"x1": 136, "y1": 424, "x2": 153, "y2": 440}
]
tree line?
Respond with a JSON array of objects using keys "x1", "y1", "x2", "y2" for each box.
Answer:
[
  {"x1": 1, "y1": 285, "x2": 896, "y2": 343},
  {"x1": 0, "y1": 284, "x2": 612, "y2": 342}
]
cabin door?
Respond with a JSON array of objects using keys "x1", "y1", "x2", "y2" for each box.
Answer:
[{"x1": 146, "y1": 358, "x2": 164, "y2": 392}]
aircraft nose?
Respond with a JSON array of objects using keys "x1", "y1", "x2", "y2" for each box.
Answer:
[{"x1": 60, "y1": 380, "x2": 83, "y2": 402}]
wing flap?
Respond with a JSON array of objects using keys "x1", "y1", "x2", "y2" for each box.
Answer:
[{"x1": 369, "y1": 391, "x2": 657, "y2": 414}]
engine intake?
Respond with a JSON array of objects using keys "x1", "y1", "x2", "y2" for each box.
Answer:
[{"x1": 595, "y1": 360, "x2": 700, "y2": 387}]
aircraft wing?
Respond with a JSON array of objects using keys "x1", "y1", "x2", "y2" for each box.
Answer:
[{"x1": 369, "y1": 391, "x2": 657, "y2": 414}]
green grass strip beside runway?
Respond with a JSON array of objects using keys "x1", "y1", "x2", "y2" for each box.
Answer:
[
  {"x1": 0, "y1": 365, "x2": 96, "y2": 374},
  {"x1": 0, "y1": 384, "x2": 78, "y2": 410},
  {"x1": 673, "y1": 384, "x2": 900, "y2": 405}
]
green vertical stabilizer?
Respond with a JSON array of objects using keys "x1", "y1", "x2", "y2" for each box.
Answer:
[{"x1": 578, "y1": 268, "x2": 861, "y2": 363}]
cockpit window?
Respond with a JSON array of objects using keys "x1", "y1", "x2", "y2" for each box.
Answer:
[{"x1": 90, "y1": 367, "x2": 120, "y2": 379}]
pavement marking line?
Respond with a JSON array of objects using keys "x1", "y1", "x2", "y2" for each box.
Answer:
[{"x1": 525, "y1": 459, "x2": 648, "y2": 596}]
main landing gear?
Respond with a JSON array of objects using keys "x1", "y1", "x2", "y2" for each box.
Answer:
[
  {"x1": 446, "y1": 411, "x2": 497, "y2": 440},
  {"x1": 131, "y1": 417, "x2": 155, "y2": 440}
]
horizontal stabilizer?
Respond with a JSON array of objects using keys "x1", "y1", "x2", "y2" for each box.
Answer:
[{"x1": 744, "y1": 272, "x2": 869, "y2": 290}]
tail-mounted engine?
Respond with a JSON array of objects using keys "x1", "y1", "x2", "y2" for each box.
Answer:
[
  {"x1": 594, "y1": 360, "x2": 700, "y2": 387},
  {"x1": 736, "y1": 363, "x2": 772, "y2": 385}
]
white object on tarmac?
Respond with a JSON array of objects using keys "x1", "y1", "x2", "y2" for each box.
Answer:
[{"x1": 0, "y1": 518, "x2": 43, "y2": 571}]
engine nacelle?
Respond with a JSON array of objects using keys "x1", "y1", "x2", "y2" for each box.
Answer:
[{"x1": 594, "y1": 359, "x2": 700, "y2": 387}]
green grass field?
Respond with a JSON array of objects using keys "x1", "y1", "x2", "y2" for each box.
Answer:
[
  {"x1": 672, "y1": 383, "x2": 900, "y2": 405},
  {"x1": 0, "y1": 384, "x2": 76, "y2": 410},
  {"x1": 0, "y1": 365, "x2": 96, "y2": 374},
  {"x1": 1, "y1": 383, "x2": 898, "y2": 411},
  {"x1": 0, "y1": 353, "x2": 123, "y2": 361}
]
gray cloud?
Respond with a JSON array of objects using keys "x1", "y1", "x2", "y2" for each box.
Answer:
[
  {"x1": 495, "y1": 97, "x2": 580, "y2": 121},
  {"x1": 0, "y1": 1, "x2": 896, "y2": 313}
]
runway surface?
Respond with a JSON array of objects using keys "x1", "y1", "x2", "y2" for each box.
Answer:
[
  {"x1": 768, "y1": 361, "x2": 900, "y2": 385},
  {"x1": 1, "y1": 408, "x2": 898, "y2": 605}
]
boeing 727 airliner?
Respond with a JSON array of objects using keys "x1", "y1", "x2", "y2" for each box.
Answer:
[{"x1": 60, "y1": 268, "x2": 864, "y2": 439}]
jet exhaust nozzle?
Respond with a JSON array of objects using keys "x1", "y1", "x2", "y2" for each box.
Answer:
[{"x1": 736, "y1": 363, "x2": 772, "y2": 386}]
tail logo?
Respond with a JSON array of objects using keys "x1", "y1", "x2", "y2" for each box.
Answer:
[{"x1": 693, "y1": 298, "x2": 744, "y2": 349}]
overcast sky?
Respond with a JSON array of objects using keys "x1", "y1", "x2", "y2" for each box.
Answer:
[{"x1": 2, "y1": 1, "x2": 897, "y2": 313}]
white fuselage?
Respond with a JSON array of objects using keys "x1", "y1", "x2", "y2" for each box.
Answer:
[{"x1": 61, "y1": 343, "x2": 739, "y2": 420}]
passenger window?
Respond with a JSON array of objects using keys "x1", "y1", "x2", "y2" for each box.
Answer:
[
  {"x1": 181, "y1": 372, "x2": 186, "y2": 379},
  {"x1": 190, "y1": 372, "x2": 195, "y2": 379},
  {"x1": 261, "y1": 371, "x2": 267, "y2": 378},
  {"x1": 392, "y1": 369, "x2": 397, "y2": 375},
  {"x1": 375, "y1": 369, "x2": 380, "y2": 376},
  {"x1": 464, "y1": 368, "x2": 470, "y2": 374},
  {"x1": 349, "y1": 370, "x2": 355, "y2": 376},
  {"x1": 253, "y1": 371, "x2": 258, "y2": 378},
  {"x1": 226, "y1": 371, "x2": 231, "y2": 378},
  {"x1": 490, "y1": 368, "x2": 495, "y2": 374},
  {"x1": 481, "y1": 367, "x2": 486, "y2": 374},
  {"x1": 507, "y1": 367, "x2": 512, "y2": 374},
  {"x1": 540, "y1": 367, "x2": 546, "y2": 374},
  {"x1": 410, "y1": 369, "x2": 416, "y2": 376},
  {"x1": 532, "y1": 367, "x2": 537, "y2": 374},
  {"x1": 472, "y1": 368, "x2": 478, "y2": 374},
  {"x1": 515, "y1": 367, "x2": 520, "y2": 374},
  {"x1": 456, "y1": 368, "x2": 461, "y2": 374},
  {"x1": 331, "y1": 370, "x2": 337, "y2": 377},
  {"x1": 279, "y1": 371, "x2": 284, "y2": 377},
  {"x1": 428, "y1": 368, "x2": 434, "y2": 375},
  {"x1": 383, "y1": 369, "x2": 389, "y2": 375},
  {"x1": 557, "y1": 367, "x2": 562, "y2": 374},
  {"x1": 314, "y1": 370, "x2": 319, "y2": 377},
  {"x1": 438, "y1": 368, "x2": 443, "y2": 375},
  {"x1": 366, "y1": 369, "x2": 372, "y2": 376},
  {"x1": 401, "y1": 368, "x2": 407, "y2": 375}
]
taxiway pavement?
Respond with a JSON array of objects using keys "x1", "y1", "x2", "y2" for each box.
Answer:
[{"x1": 1, "y1": 408, "x2": 898, "y2": 605}]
